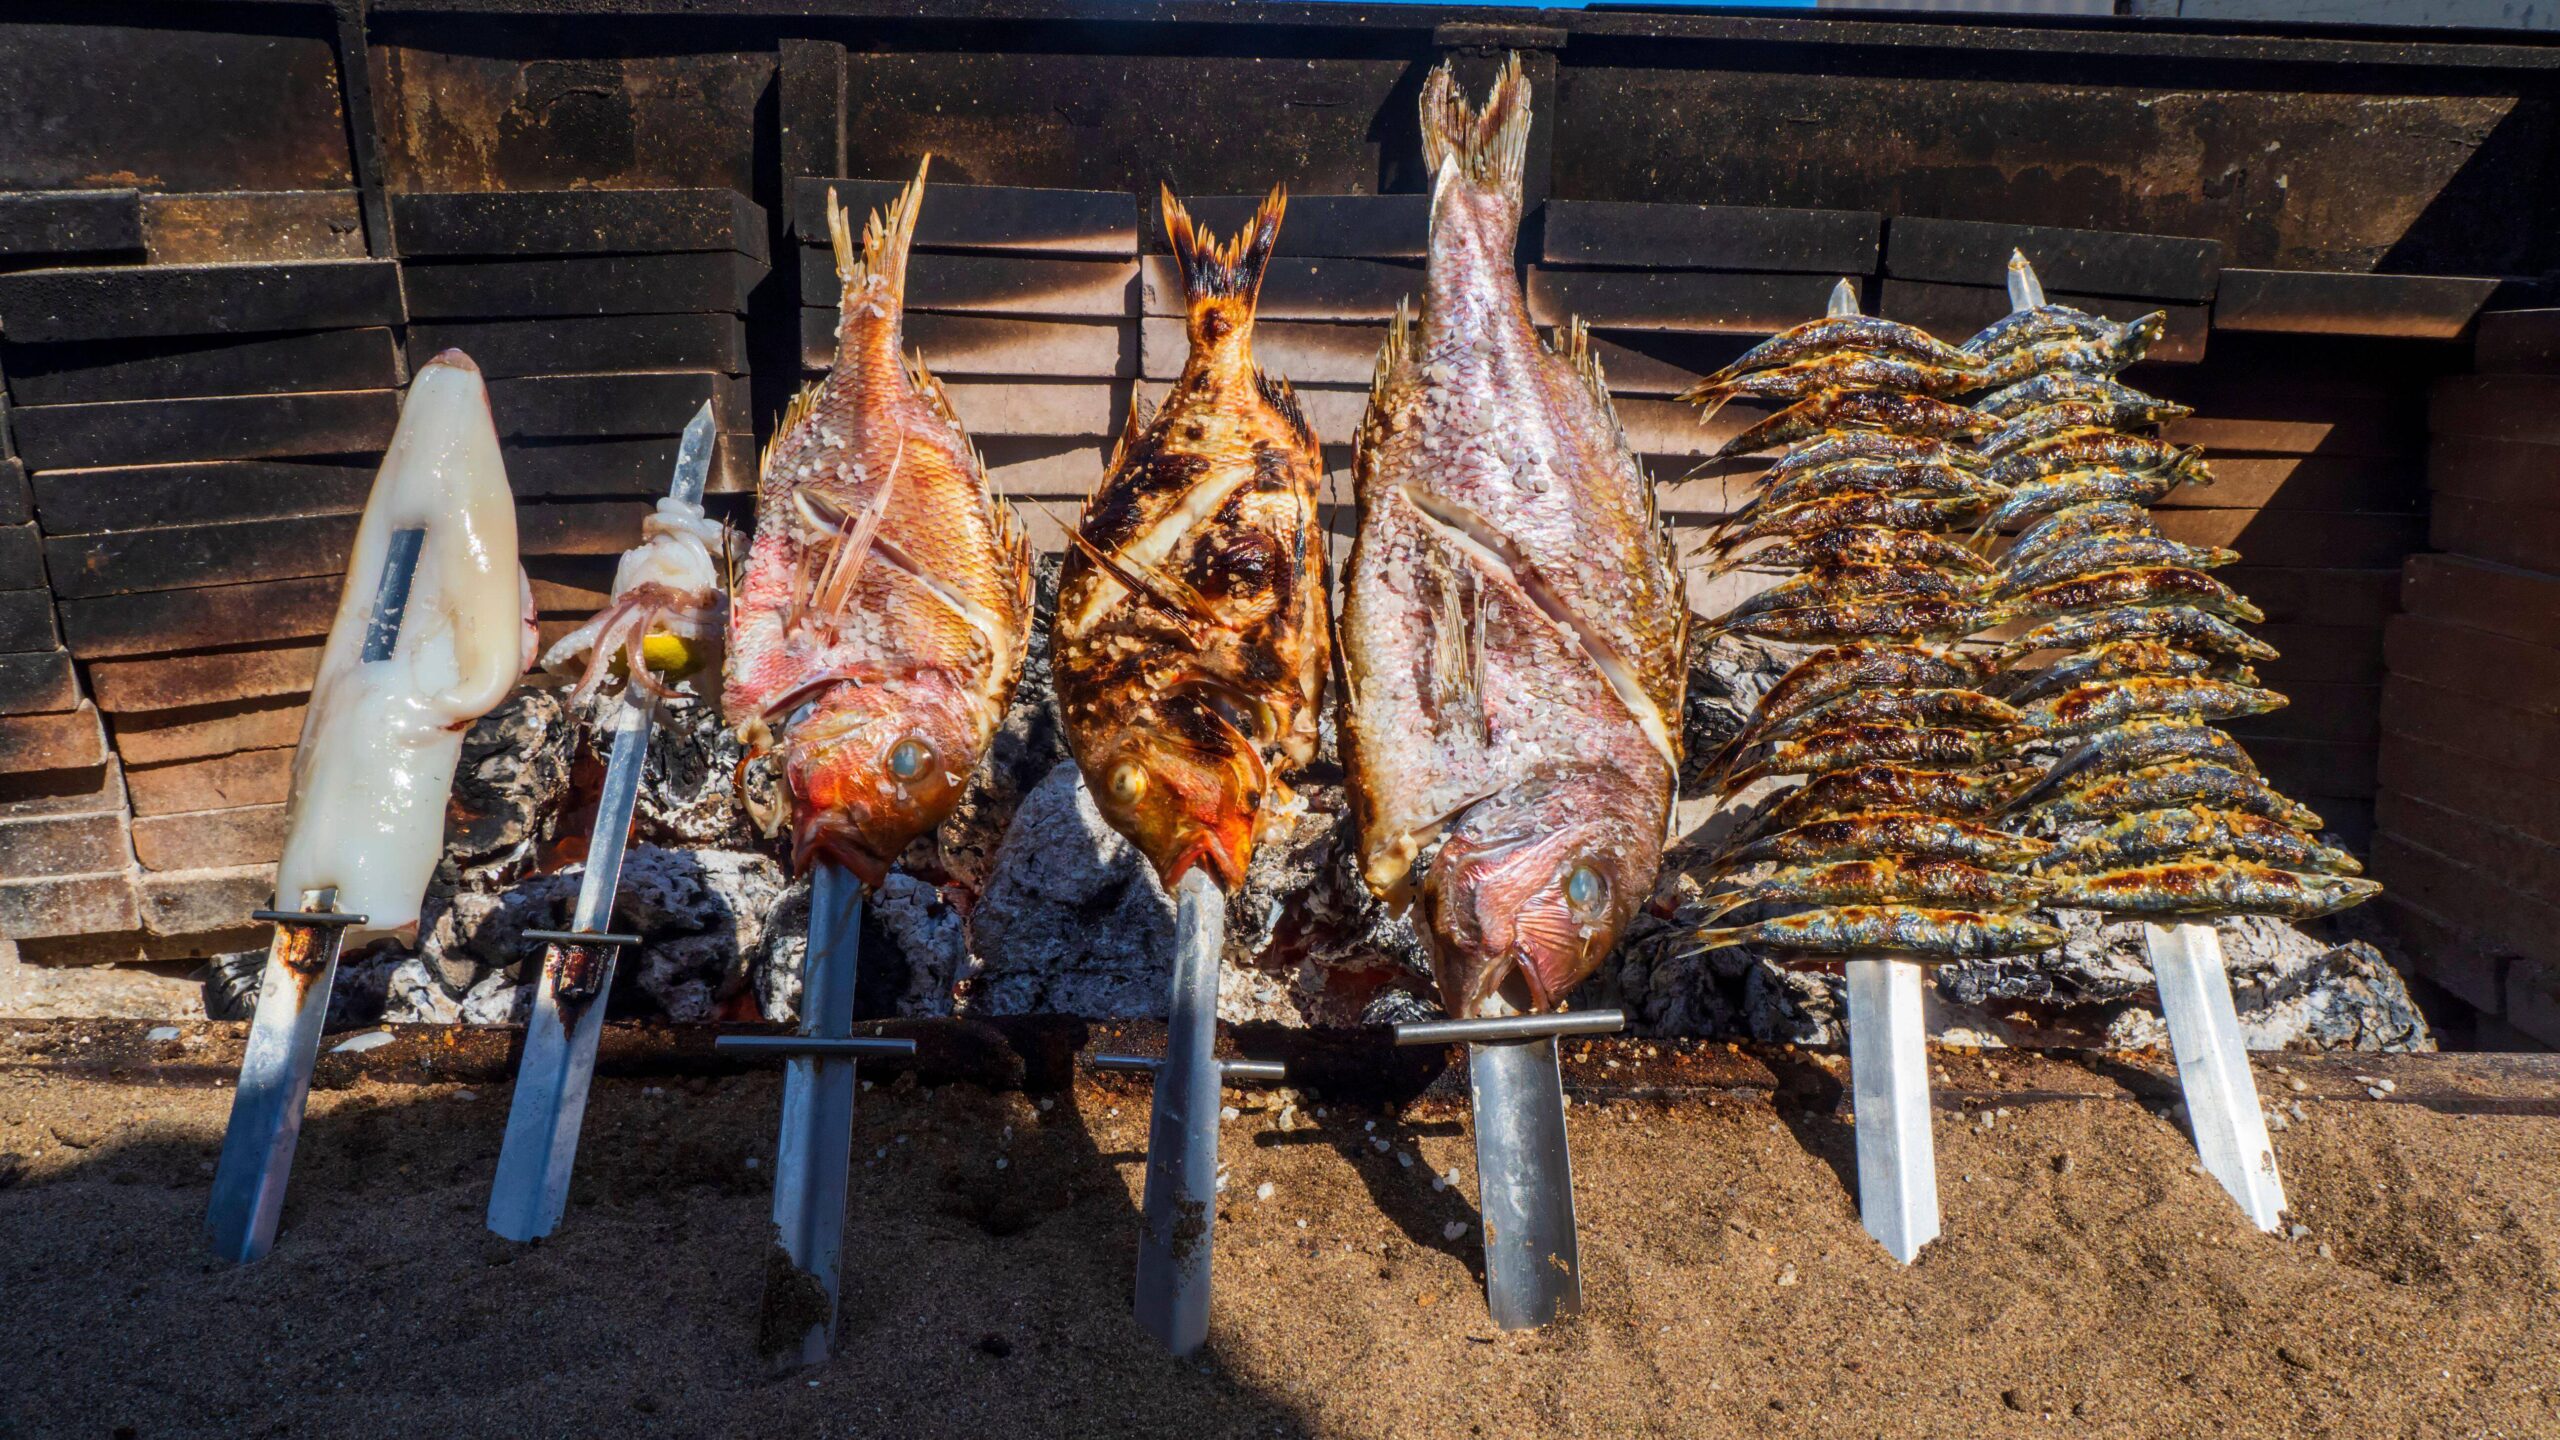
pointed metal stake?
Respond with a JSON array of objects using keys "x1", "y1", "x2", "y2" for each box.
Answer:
[
  {"x1": 1132, "y1": 867, "x2": 1227, "y2": 1356},
  {"x1": 1844, "y1": 956, "x2": 1941, "y2": 1264},
  {"x1": 1394, "y1": 1007, "x2": 1622, "y2": 1329},
  {"x1": 204, "y1": 891, "x2": 367, "y2": 1263},
  {"x1": 752, "y1": 860, "x2": 869, "y2": 1369},
  {"x1": 487, "y1": 400, "x2": 716, "y2": 1241},
  {"x1": 2146, "y1": 922, "x2": 2287, "y2": 1231}
]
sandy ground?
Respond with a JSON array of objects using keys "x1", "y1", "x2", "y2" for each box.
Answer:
[{"x1": 0, "y1": 1029, "x2": 2554, "y2": 1440}]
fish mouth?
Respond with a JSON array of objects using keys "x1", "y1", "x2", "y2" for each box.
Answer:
[
  {"x1": 791, "y1": 813, "x2": 892, "y2": 889},
  {"x1": 1162, "y1": 826, "x2": 1248, "y2": 893}
]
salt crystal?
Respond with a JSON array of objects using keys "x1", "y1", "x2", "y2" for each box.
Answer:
[
  {"x1": 331, "y1": 1031, "x2": 393, "y2": 1055},
  {"x1": 1442, "y1": 1221, "x2": 1468, "y2": 1241},
  {"x1": 1255, "y1": 1182, "x2": 1275, "y2": 1202},
  {"x1": 145, "y1": 1027, "x2": 179, "y2": 1043}
]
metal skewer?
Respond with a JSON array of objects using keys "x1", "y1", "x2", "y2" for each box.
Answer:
[
  {"x1": 1130, "y1": 867, "x2": 1229, "y2": 1356},
  {"x1": 205, "y1": 523, "x2": 425, "y2": 1264},
  {"x1": 487, "y1": 401, "x2": 717, "y2": 1242},
  {"x1": 1394, "y1": 1005, "x2": 1623, "y2": 1329},
  {"x1": 2146, "y1": 921, "x2": 2286, "y2": 1230},
  {"x1": 716, "y1": 861, "x2": 913, "y2": 1369},
  {"x1": 1843, "y1": 955, "x2": 1941, "y2": 1264}
]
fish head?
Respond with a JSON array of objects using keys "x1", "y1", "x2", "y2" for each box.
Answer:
[
  {"x1": 1422, "y1": 769, "x2": 1661, "y2": 1018},
  {"x1": 779, "y1": 678, "x2": 978, "y2": 886},
  {"x1": 1082, "y1": 683, "x2": 1271, "y2": 891}
]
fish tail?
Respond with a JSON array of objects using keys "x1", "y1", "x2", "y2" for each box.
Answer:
[
  {"x1": 1162, "y1": 183, "x2": 1284, "y2": 340},
  {"x1": 1421, "y1": 53, "x2": 1532, "y2": 202},
  {"x1": 1689, "y1": 923, "x2": 1752, "y2": 952},
  {"x1": 832, "y1": 154, "x2": 929, "y2": 308},
  {"x1": 1695, "y1": 892, "x2": 1750, "y2": 924}
]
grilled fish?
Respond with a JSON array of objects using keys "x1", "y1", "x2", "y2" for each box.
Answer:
[
  {"x1": 1701, "y1": 858, "x2": 2052, "y2": 920},
  {"x1": 1748, "y1": 456, "x2": 2000, "y2": 514},
  {"x1": 1976, "y1": 465, "x2": 2200, "y2": 537},
  {"x1": 1718, "y1": 564, "x2": 1982, "y2": 628},
  {"x1": 1763, "y1": 431, "x2": 1989, "y2": 477},
  {"x1": 1998, "y1": 567, "x2": 2265, "y2": 627},
  {"x1": 1714, "y1": 811, "x2": 2051, "y2": 872},
  {"x1": 1053, "y1": 188, "x2": 1328, "y2": 889},
  {"x1": 1693, "y1": 906, "x2": 2064, "y2": 960},
  {"x1": 2013, "y1": 676, "x2": 2286, "y2": 740},
  {"x1": 1742, "y1": 764, "x2": 2020, "y2": 839},
  {"x1": 1716, "y1": 390, "x2": 1992, "y2": 459},
  {"x1": 1692, "y1": 314, "x2": 1979, "y2": 392},
  {"x1": 1707, "y1": 595, "x2": 1998, "y2": 646},
  {"x1": 2025, "y1": 760, "x2": 2323, "y2": 831},
  {"x1": 2044, "y1": 861, "x2": 2379, "y2": 919},
  {"x1": 1976, "y1": 371, "x2": 2180, "y2": 423},
  {"x1": 1690, "y1": 351, "x2": 1985, "y2": 405},
  {"x1": 1992, "y1": 604, "x2": 2278, "y2": 667},
  {"x1": 1725, "y1": 722, "x2": 2019, "y2": 787},
  {"x1": 1711, "y1": 492, "x2": 1994, "y2": 550},
  {"x1": 1718, "y1": 525, "x2": 1994, "y2": 578},
  {"x1": 1977, "y1": 313, "x2": 2165, "y2": 386},
  {"x1": 1343, "y1": 57, "x2": 1685, "y2": 1018},
  {"x1": 2003, "y1": 719, "x2": 2261, "y2": 810},
  {"x1": 725, "y1": 162, "x2": 1034, "y2": 883},
  {"x1": 1982, "y1": 396, "x2": 2192, "y2": 458},
  {"x1": 1728, "y1": 642, "x2": 1987, "y2": 751},
  {"x1": 2041, "y1": 806, "x2": 2363, "y2": 877},
  {"x1": 1981, "y1": 429, "x2": 2204, "y2": 491},
  {"x1": 1998, "y1": 534, "x2": 2237, "y2": 596},
  {"x1": 1992, "y1": 640, "x2": 2249, "y2": 705}
]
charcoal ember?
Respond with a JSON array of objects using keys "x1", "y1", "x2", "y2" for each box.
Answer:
[
  {"x1": 753, "y1": 874, "x2": 810, "y2": 1024},
  {"x1": 1680, "y1": 631, "x2": 1791, "y2": 797},
  {"x1": 578, "y1": 693, "x2": 766, "y2": 853},
  {"x1": 613, "y1": 846, "x2": 785, "y2": 1020},
  {"x1": 964, "y1": 759, "x2": 1173, "y2": 1018},
  {"x1": 435, "y1": 685, "x2": 575, "y2": 890},
  {"x1": 326, "y1": 942, "x2": 403, "y2": 1028},
  {"x1": 382, "y1": 951, "x2": 527, "y2": 1024},
  {"x1": 871, "y1": 871, "x2": 968, "y2": 1017},
  {"x1": 1609, "y1": 875, "x2": 1842, "y2": 1042},
  {"x1": 1938, "y1": 908, "x2": 2155, "y2": 1014},
  {"x1": 897, "y1": 555, "x2": 1067, "y2": 894},
  {"x1": 199, "y1": 949, "x2": 264, "y2": 1022}
]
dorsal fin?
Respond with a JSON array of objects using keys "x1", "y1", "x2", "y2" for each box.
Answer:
[
  {"x1": 1827, "y1": 278, "x2": 1861, "y2": 317},
  {"x1": 2007, "y1": 250, "x2": 2046, "y2": 312},
  {"x1": 1255, "y1": 367, "x2": 1315, "y2": 450},
  {"x1": 905, "y1": 349, "x2": 965, "y2": 432},
  {"x1": 1105, "y1": 391, "x2": 1156, "y2": 479},
  {"x1": 760, "y1": 380, "x2": 825, "y2": 483}
]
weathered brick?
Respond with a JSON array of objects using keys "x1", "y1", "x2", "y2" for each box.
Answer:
[
  {"x1": 0, "y1": 870, "x2": 138, "y2": 940},
  {"x1": 0, "y1": 704, "x2": 106, "y2": 773},
  {"x1": 110, "y1": 696, "x2": 306, "y2": 767},
  {"x1": 132, "y1": 803, "x2": 286, "y2": 871},
  {"x1": 0, "y1": 810, "x2": 132, "y2": 878},
  {"x1": 125, "y1": 747, "x2": 291, "y2": 817},
  {"x1": 137, "y1": 863, "x2": 274, "y2": 937}
]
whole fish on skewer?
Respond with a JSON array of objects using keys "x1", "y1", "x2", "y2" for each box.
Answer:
[
  {"x1": 1699, "y1": 858, "x2": 2052, "y2": 921},
  {"x1": 1720, "y1": 689, "x2": 2021, "y2": 781},
  {"x1": 1998, "y1": 567, "x2": 2264, "y2": 627},
  {"x1": 2003, "y1": 500, "x2": 2161, "y2": 568},
  {"x1": 1715, "y1": 390, "x2": 1991, "y2": 459},
  {"x1": 1711, "y1": 492, "x2": 1995, "y2": 551},
  {"x1": 1715, "y1": 641, "x2": 1987, "y2": 761},
  {"x1": 1745, "y1": 456, "x2": 2002, "y2": 514},
  {"x1": 1739, "y1": 763, "x2": 2021, "y2": 837},
  {"x1": 1706, "y1": 594, "x2": 1999, "y2": 646},
  {"x1": 725, "y1": 161, "x2": 1035, "y2": 882},
  {"x1": 1712, "y1": 810, "x2": 2050, "y2": 872},
  {"x1": 1691, "y1": 313, "x2": 1980, "y2": 392},
  {"x1": 1992, "y1": 604, "x2": 2277, "y2": 667},
  {"x1": 1976, "y1": 312, "x2": 2165, "y2": 386},
  {"x1": 1717, "y1": 525, "x2": 1994, "y2": 578},
  {"x1": 2011, "y1": 676, "x2": 2287, "y2": 741},
  {"x1": 1342, "y1": 58, "x2": 1686, "y2": 1018},
  {"x1": 1975, "y1": 464, "x2": 2206, "y2": 538},
  {"x1": 2024, "y1": 760, "x2": 2323, "y2": 832},
  {"x1": 1053, "y1": 187, "x2": 1330, "y2": 889},
  {"x1": 2044, "y1": 861, "x2": 2379, "y2": 920},
  {"x1": 1762, "y1": 431, "x2": 1990, "y2": 477},
  {"x1": 1693, "y1": 906, "x2": 2063, "y2": 961},
  {"x1": 2003, "y1": 718, "x2": 2261, "y2": 810},
  {"x1": 2040, "y1": 806, "x2": 2364, "y2": 878},
  {"x1": 1998, "y1": 534, "x2": 2238, "y2": 597},
  {"x1": 1976, "y1": 370, "x2": 2185, "y2": 424},
  {"x1": 1981, "y1": 429, "x2": 2207, "y2": 492},
  {"x1": 1982, "y1": 395, "x2": 2193, "y2": 458},
  {"x1": 1992, "y1": 640, "x2": 2252, "y2": 705},
  {"x1": 1717, "y1": 563, "x2": 1984, "y2": 629},
  {"x1": 1725, "y1": 723, "x2": 2020, "y2": 788},
  {"x1": 1689, "y1": 351, "x2": 1986, "y2": 407}
]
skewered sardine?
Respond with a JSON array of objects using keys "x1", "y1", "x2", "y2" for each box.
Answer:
[
  {"x1": 1720, "y1": 563, "x2": 1983, "y2": 627},
  {"x1": 1992, "y1": 640, "x2": 2249, "y2": 704},
  {"x1": 1982, "y1": 396, "x2": 2193, "y2": 458},
  {"x1": 1975, "y1": 371, "x2": 2181, "y2": 423},
  {"x1": 1976, "y1": 465, "x2": 2202, "y2": 536},
  {"x1": 1701, "y1": 858, "x2": 2052, "y2": 919},
  {"x1": 1716, "y1": 389, "x2": 1992, "y2": 458},
  {"x1": 1053, "y1": 187, "x2": 1329, "y2": 889},
  {"x1": 1998, "y1": 567, "x2": 2265, "y2": 626},
  {"x1": 1692, "y1": 314, "x2": 1980, "y2": 391},
  {"x1": 1690, "y1": 351, "x2": 1986, "y2": 404},
  {"x1": 2013, "y1": 676, "x2": 2286, "y2": 740},
  {"x1": 1743, "y1": 763, "x2": 2019, "y2": 834},
  {"x1": 1726, "y1": 723, "x2": 2018, "y2": 787},
  {"x1": 1711, "y1": 492, "x2": 1993, "y2": 550},
  {"x1": 1724, "y1": 641, "x2": 1987, "y2": 752},
  {"x1": 1707, "y1": 595, "x2": 1998, "y2": 645},
  {"x1": 1998, "y1": 534, "x2": 2238, "y2": 596},
  {"x1": 1343, "y1": 58, "x2": 1686, "y2": 1017},
  {"x1": 1976, "y1": 312, "x2": 2165, "y2": 386},
  {"x1": 2025, "y1": 760, "x2": 2323, "y2": 831},
  {"x1": 1992, "y1": 604, "x2": 2278, "y2": 666},
  {"x1": 725, "y1": 162, "x2": 1035, "y2": 882},
  {"x1": 1763, "y1": 431, "x2": 1989, "y2": 477},
  {"x1": 2044, "y1": 861, "x2": 2380, "y2": 919},
  {"x1": 1719, "y1": 524, "x2": 1994, "y2": 578},
  {"x1": 1693, "y1": 906, "x2": 2063, "y2": 960},
  {"x1": 2002, "y1": 718, "x2": 2260, "y2": 810},
  {"x1": 1714, "y1": 811, "x2": 2051, "y2": 872},
  {"x1": 1748, "y1": 456, "x2": 2000, "y2": 514},
  {"x1": 2041, "y1": 805, "x2": 2363, "y2": 877}
]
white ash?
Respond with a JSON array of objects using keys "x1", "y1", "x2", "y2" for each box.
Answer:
[{"x1": 961, "y1": 760, "x2": 1175, "y2": 1019}]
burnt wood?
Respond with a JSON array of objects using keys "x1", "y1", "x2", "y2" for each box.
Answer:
[
  {"x1": 46, "y1": 514, "x2": 358, "y2": 601},
  {"x1": 90, "y1": 643, "x2": 320, "y2": 715},
  {"x1": 0, "y1": 189, "x2": 144, "y2": 261},
  {"x1": 0, "y1": 589, "x2": 55, "y2": 654},
  {"x1": 57, "y1": 575, "x2": 339, "y2": 661},
  {"x1": 0, "y1": 524, "x2": 40, "y2": 591},
  {"x1": 796, "y1": 178, "x2": 1136, "y2": 257},
  {"x1": 1884, "y1": 217, "x2": 2221, "y2": 302},
  {"x1": 484, "y1": 371, "x2": 748, "y2": 440},
  {"x1": 1540, "y1": 200, "x2": 1881, "y2": 275},
  {"x1": 1524, "y1": 268, "x2": 1854, "y2": 333},
  {"x1": 139, "y1": 191, "x2": 367, "y2": 267},
  {"x1": 31, "y1": 462, "x2": 375, "y2": 538},
  {"x1": 2163, "y1": 455, "x2": 2425, "y2": 514},
  {"x1": 2429, "y1": 437, "x2": 2560, "y2": 510},
  {"x1": 132, "y1": 804, "x2": 286, "y2": 872},
  {"x1": 810, "y1": 312, "x2": 1134, "y2": 378},
  {"x1": 0, "y1": 261, "x2": 402, "y2": 343},
  {"x1": 1876, "y1": 279, "x2": 2209, "y2": 363},
  {"x1": 0, "y1": 459, "x2": 26, "y2": 528},
  {"x1": 2399, "y1": 553, "x2": 2560, "y2": 651},
  {"x1": 125, "y1": 746, "x2": 292, "y2": 817},
  {"x1": 2432, "y1": 375, "x2": 2560, "y2": 445},
  {"x1": 0, "y1": 704, "x2": 104, "y2": 774},
  {"x1": 2386, "y1": 677, "x2": 2560, "y2": 792},
  {"x1": 2387, "y1": 616, "x2": 2560, "y2": 718},
  {"x1": 506, "y1": 434, "x2": 754, "y2": 498},
  {"x1": 109, "y1": 694, "x2": 307, "y2": 767},
  {"x1": 804, "y1": 249, "x2": 1138, "y2": 317},
  {"x1": 0, "y1": 651, "x2": 77, "y2": 716},
  {"x1": 401, "y1": 252, "x2": 764, "y2": 320},
  {"x1": 2252, "y1": 623, "x2": 2385, "y2": 687},
  {"x1": 391, "y1": 188, "x2": 768, "y2": 262},
  {"x1": 778, "y1": 42, "x2": 848, "y2": 228},
  {"x1": 1, "y1": 328, "x2": 403, "y2": 407},
  {"x1": 406, "y1": 314, "x2": 745, "y2": 380},
  {"x1": 1139, "y1": 255, "x2": 1414, "y2": 321},
  {"x1": 2151, "y1": 509, "x2": 2425, "y2": 569},
  {"x1": 518, "y1": 502, "x2": 657, "y2": 556},
  {"x1": 1142, "y1": 194, "x2": 1430, "y2": 260},
  {"x1": 9, "y1": 390, "x2": 398, "y2": 472},
  {"x1": 2217, "y1": 566, "x2": 2404, "y2": 628},
  {"x1": 2216, "y1": 269, "x2": 2496, "y2": 340}
]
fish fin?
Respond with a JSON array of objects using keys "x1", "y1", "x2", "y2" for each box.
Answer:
[
  {"x1": 760, "y1": 380, "x2": 826, "y2": 485},
  {"x1": 1689, "y1": 924, "x2": 1749, "y2": 952},
  {"x1": 834, "y1": 154, "x2": 929, "y2": 307},
  {"x1": 905, "y1": 349, "x2": 966, "y2": 433},
  {"x1": 1063, "y1": 525, "x2": 1216, "y2": 641},
  {"x1": 1161, "y1": 183, "x2": 1284, "y2": 313},
  {"x1": 1695, "y1": 891, "x2": 1750, "y2": 924},
  {"x1": 1356, "y1": 298, "x2": 1418, "y2": 464},
  {"x1": 1420, "y1": 53, "x2": 1531, "y2": 200},
  {"x1": 1105, "y1": 392, "x2": 1157, "y2": 479},
  {"x1": 1256, "y1": 367, "x2": 1317, "y2": 451},
  {"x1": 2006, "y1": 250, "x2": 2046, "y2": 311}
]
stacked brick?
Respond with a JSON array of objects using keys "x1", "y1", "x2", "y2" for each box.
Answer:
[{"x1": 392, "y1": 188, "x2": 764, "y2": 657}]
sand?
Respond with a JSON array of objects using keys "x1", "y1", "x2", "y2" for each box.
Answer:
[{"x1": 0, "y1": 1024, "x2": 2554, "y2": 1440}]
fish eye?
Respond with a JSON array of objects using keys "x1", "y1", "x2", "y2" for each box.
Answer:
[
  {"x1": 1107, "y1": 761, "x2": 1148, "y2": 805},
  {"x1": 886, "y1": 737, "x2": 932, "y2": 781},
  {"x1": 1565, "y1": 863, "x2": 1607, "y2": 914}
]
